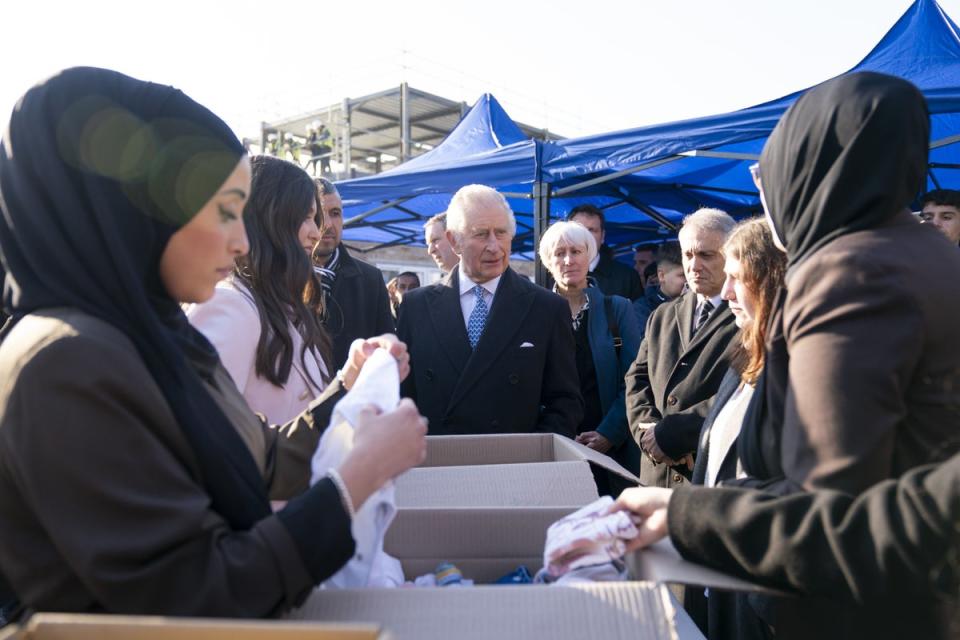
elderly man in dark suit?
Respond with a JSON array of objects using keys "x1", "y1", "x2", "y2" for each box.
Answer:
[
  {"x1": 314, "y1": 178, "x2": 395, "y2": 369},
  {"x1": 398, "y1": 184, "x2": 582, "y2": 437},
  {"x1": 625, "y1": 208, "x2": 739, "y2": 489}
]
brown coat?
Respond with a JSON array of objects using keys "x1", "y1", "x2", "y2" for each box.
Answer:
[
  {"x1": 0, "y1": 309, "x2": 350, "y2": 617},
  {"x1": 737, "y1": 211, "x2": 960, "y2": 494},
  {"x1": 729, "y1": 211, "x2": 960, "y2": 639},
  {"x1": 625, "y1": 291, "x2": 739, "y2": 488}
]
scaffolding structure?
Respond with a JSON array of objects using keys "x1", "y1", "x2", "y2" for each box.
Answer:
[{"x1": 258, "y1": 83, "x2": 561, "y2": 179}]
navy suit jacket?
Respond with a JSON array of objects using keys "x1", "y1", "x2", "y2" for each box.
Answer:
[{"x1": 397, "y1": 268, "x2": 582, "y2": 437}]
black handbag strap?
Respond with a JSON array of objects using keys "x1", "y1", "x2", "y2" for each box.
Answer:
[{"x1": 604, "y1": 295, "x2": 622, "y2": 358}]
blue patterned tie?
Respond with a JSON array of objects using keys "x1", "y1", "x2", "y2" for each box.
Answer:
[{"x1": 467, "y1": 284, "x2": 488, "y2": 349}]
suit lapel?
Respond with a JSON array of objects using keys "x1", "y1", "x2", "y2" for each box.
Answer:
[
  {"x1": 674, "y1": 292, "x2": 697, "y2": 351},
  {"x1": 663, "y1": 295, "x2": 730, "y2": 404},
  {"x1": 428, "y1": 270, "x2": 472, "y2": 377},
  {"x1": 446, "y1": 268, "x2": 534, "y2": 412}
]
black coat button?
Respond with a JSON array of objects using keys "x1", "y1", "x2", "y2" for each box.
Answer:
[
  {"x1": 425, "y1": 369, "x2": 435, "y2": 381},
  {"x1": 508, "y1": 373, "x2": 520, "y2": 384},
  {"x1": 491, "y1": 420, "x2": 500, "y2": 428}
]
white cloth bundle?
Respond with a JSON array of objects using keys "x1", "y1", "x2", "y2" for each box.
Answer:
[{"x1": 310, "y1": 349, "x2": 404, "y2": 588}]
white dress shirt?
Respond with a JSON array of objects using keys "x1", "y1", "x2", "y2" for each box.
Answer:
[{"x1": 458, "y1": 265, "x2": 502, "y2": 328}]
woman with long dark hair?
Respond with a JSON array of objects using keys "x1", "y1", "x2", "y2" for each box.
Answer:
[
  {"x1": 188, "y1": 155, "x2": 333, "y2": 426},
  {"x1": 0, "y1": 67, "x2": 426, "y2": 620}
]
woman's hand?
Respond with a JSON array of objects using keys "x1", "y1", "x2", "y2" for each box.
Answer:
[
  {"x1": 336, "y1": 398, "x2": 427, "y2": 511},
  {"x1": 575, "y1": 431, "x2": 612, "y2": 453},
  {"x1": 606, "y1": 487, "x2": 673, "y2": 552},
  {"x1": 341, "y1": 334, "x2": 411, "y2": 389}
]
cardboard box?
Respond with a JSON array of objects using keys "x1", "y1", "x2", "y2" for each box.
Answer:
[
  {"x1": 418, "y1": 433, "x2": 640, "y2": 485},
  {"x1": 389, "y1": 434, "x2": 642, "y2": 583},
  {"x1": 290, "y1": 432, "x2": 766, "y2": 639},
  {"x1": 289, "y1": 582, "x2": 698, "y2": 640},
  {"x1": 0, "y1": 613, "x2": 380, "y2": 639},
  {"x1": 395, "y1": 461, "x2": 598, "y2": 508}
]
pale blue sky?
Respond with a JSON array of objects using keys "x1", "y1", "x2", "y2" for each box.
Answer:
[{"x1": 2, "y1": 1, "x2": 949, "y2": 139}]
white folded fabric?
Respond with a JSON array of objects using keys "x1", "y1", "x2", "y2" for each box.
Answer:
[{"x1": 310, "y1": 349, "x2": 403, "y2": 588}]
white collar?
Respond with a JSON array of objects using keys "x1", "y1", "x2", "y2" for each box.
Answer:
[
  {"x1": 588, "y1": 253, "x2": 600, "y2": 272},
  {"x1": 458, "y1": 265, "x2": 503, "y2": 297},
  {"x1": 697, "y1": 292, "x2": 724, "y2": 309}
]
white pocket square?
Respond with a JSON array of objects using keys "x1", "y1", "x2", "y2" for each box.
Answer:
[{"x1": 520, "y1": 342, "x2": 535, "y2": 348}]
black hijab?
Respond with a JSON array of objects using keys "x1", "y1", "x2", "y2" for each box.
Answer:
[
  {"x1": 738, "y1": 72, "x2": 930, "y2": 490},
  {"x1": 759, "y1": 71, "x2": 929, "y2": 269},
  {"x1": 0, "y1": 67, "x2": 271, "y2": 528}
]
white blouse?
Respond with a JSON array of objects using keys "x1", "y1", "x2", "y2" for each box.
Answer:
[{"x1": 705, "y1": 382, "x2": 754, "y2": 488}]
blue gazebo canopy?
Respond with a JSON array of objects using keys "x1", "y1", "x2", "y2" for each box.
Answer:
[
  {"x1": 540, "y1": 0, "x2": 960, "y2": 250},
  {"x1": 339, "y1": 0, "x2": 960, "y2": 258},
  {"x1": 338, "y1": 94, "x2": 543, "y2": 254}
]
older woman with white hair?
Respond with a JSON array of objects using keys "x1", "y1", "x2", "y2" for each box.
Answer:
[{"x1": 540, "y1": 221, "x2": 642, "y2": 493}]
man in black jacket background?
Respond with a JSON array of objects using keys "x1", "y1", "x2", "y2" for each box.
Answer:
[
  {"x1": 567, "y1": 204, "x2": 643, "y2": 301},
  {"x1": 314, "y1": 178, "x2": 394, "y2": 369}
]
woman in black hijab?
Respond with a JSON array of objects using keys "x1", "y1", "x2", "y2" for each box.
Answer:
[
  {"x1": 609, "y1": 72, "x2": 960, "y2": 640},
  {"x1": 0, "y1": 67, "x2": 426, "y2": 619},
  {"x1": 735, "y1": 71, "x2": 960, "y2": 497}
]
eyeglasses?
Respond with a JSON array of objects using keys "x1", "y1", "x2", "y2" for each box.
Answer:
[{"x1": 748, "y1": 163, "x2": 762, "y2": 191}]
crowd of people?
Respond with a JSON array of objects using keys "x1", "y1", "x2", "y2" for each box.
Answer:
[{"x1": 0, "y1": 66, "x2": 957, "y2": 639}]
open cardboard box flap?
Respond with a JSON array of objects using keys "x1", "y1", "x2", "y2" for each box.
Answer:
[
  {"x1": 290, "y1": 582, "x2": 693, "y2": 640},
  {"x1": 1, "y1": 613, "x2": 379, "y2": 639},
  {"x1": 395, "y1": 461, "x2": 598, "y2": 508},
  {"x1": 421, "y1": 434, "x2": 640, "y2": 484},
  {"x1": 628, "y1": 539, "x2": 786, "y2": 596}
]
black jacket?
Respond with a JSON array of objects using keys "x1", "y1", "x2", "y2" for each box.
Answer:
[
  {"x1": 397, "y1": 268, "x2": 582, "y2": 437},
  {"x1": 324, "y1": 245, "x2": 394, "y2": 369},
  {"x1": 669, "y1": 454, "x2": 960, "y2": 640},
  {"x1": 685, "y1": 367, "x2": 770, "y2": 640},
  {"x1": 625, "y1": 291, "x2": 738, "y2": 488},
  {"x1": 590, "y1": 248, "x2": 643, "y2": 301}
]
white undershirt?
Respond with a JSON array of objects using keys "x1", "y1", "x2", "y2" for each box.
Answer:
[
  {"x1": 705, "y1": 382, "x2": 754, "y2": 488},
  {"x1": 458, "y1": 264, "x2": 501, "y2": 328}
]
